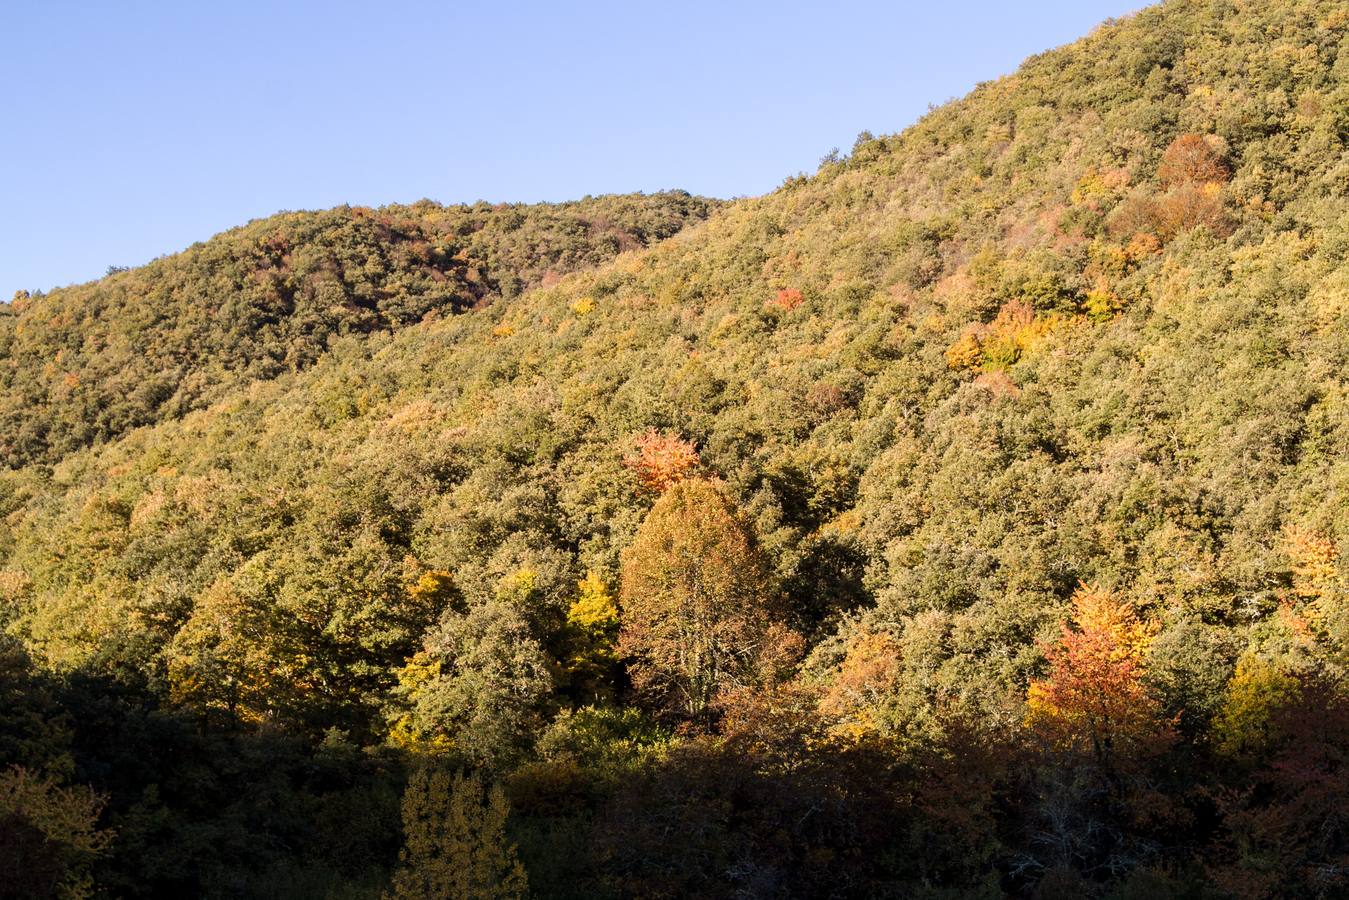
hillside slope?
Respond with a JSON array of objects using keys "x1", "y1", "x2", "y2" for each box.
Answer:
[
  {"x1": 4, "y1": 1, "x2": 1349, "y2": 897},
  {"x1": 0, "y1": 192, "x2": 719, "y2": 468}
]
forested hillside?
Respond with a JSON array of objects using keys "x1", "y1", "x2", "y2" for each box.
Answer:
[
  {"x1": 5, "y1": 0, "x2": 1349, "y2": 897},
  {"x1": 0, "y1": 192, "x2": 719, "y2": 468}
]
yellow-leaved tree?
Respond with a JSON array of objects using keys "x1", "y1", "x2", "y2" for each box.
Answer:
[
  {"x1": 1212, "y1": 653, "x2": 1298, "y2": 760},
  {"x1": 1286, "y1": 525, "x2": 1345, "y2": 643},
  {"x1": 559, "y1": 571, "x2": 620, "y2": 701},
  {"x1": 0, "y1": 766, "x2": 111, "y2": 900},
  {"x1": 386, "y1": 768, "x2": 528, "y2": 900},
  {"x1": 166, "y1": 575, "x2": 308, "y2": 722}
]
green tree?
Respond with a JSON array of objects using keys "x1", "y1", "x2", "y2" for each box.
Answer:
[{"x1": 389, "y1": 602, "x2": 554, "y2": 765}]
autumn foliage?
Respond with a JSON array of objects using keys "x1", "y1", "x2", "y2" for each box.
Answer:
[
  {"x1": 618, "y1": 478, "x2": 792, "y2": 722},
  {"x1": 622, "y1": 428, "x2": 700, "y2": 494},
  {"x1": 1286, "y1": 525, "x2": 1340, "y2": 613},
  {"x1": 10, "y1": 2, "x2": 1349, "y2": 896},
  {"x1": 1110, "y1": 133, "x2": 1233, "y2": 243},
  {"x1": 1157, "y1": 134, "x2": 1230, "y2": 188},
  {"x1": 1213, "y1": 654, "x2": 1298, "y2": 759},
  {"x1": 558, "y1": 571, "x2": 621, "y2": 701},
  {"x1": 1027, "y1": 583, "x2": 1172, "y2": 764},
  {"x1": 819, "y1": 628, "x2": 903, "y2": 738},
  {"x1": 945, "y1": 299, "x2": 1058, "y2": 372}
]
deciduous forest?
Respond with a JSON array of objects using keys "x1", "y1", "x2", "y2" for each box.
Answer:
[{"x1": 5, "y1": 1, "x2": 1349, "y2": 896}]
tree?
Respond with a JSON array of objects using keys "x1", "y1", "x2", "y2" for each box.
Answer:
[
  {"x1": 1285, "y1": 525, "x2": 1346, "y2": 644},
  {"x1": 166, "y1": 575, "x2": 310, "y2": 724},
  {"x1": 387, "y1": 768, "x2": 528, "y2": 900},
  {"x1": 1156, "y1": 134, "x2": 1229, "y2": 188},
  {"x1": 1212, "y1": 673, "x2": 1349, "y2": 899},
  {"x1": 1020, "y1": 584, "x2": 1178, "y2": 886},
  {"x1": 944, "y1": 299, "x2": 1059, "y2": 373},
  {"x1": 558, "y1": 571, "x2": 621, "y2": 701},
  {"x1": 622, "y1": 429, "x2": 699, "y2": 495},
  {"x1": 1108, "y1": 134, "x2": 1233, "y2": 245},
  {"x1": 1152, "y1": 181, "x2": 1231, "y2": 240},
  {"x1": 0, "y1": 767, "x2": 110, "y2": 900},
  {"x1": 618, "y1": 478, "x2": 788, "y2": 722},
  {"x1": 0, "y1": 637, "x2": 73, "y2": 778},
  {"x1": 1212, "y1": 654, "x2": 1298, "y2": 760},
  {"x1": 1027, "y1": 582, "x2": 1171, "y2": 766},
  {"x1": 818, "y1": 626, "x2": 903, "y2": 739},
  {"x1": 388, "y1": 602, "x2": 554, "y2": 766}
]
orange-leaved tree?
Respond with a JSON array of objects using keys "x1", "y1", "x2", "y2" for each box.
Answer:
[
  {"x1": 1285, "y1": 525, "x2": 1344, "y2": 639},
  {"x1": 1157, "y1": 133, "x2": 1229, "y2": 188},
  {"x1": 1021, "y1": 584, "x2": 1179, "y2": 885},
  {"x1": 1027, "y1": 582, "x2": 1172, "y2": 767},
  {"x1": 623, "y1": 429, "x2": 699, "y2": 495}
]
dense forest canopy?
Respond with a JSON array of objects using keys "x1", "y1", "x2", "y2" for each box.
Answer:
[
  {"x1": 0, "y1": 192, "x2": 720, "y2": 469},
  {"x1": 5, "y1": 0, "x2": 1349, "y2": 896}
]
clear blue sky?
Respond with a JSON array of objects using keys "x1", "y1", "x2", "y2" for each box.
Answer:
[{"x1": 3, "y1": 1, "x2": 1141, "y2": 293}]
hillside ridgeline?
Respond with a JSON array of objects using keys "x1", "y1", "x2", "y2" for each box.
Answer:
[{"x1": 4, "y1": 1, "x2": 1349, "y2": 897}]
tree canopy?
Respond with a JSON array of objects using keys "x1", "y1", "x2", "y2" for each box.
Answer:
[{"x1": 5, "y1": 0, "x2": 1349, "y2": 895}]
